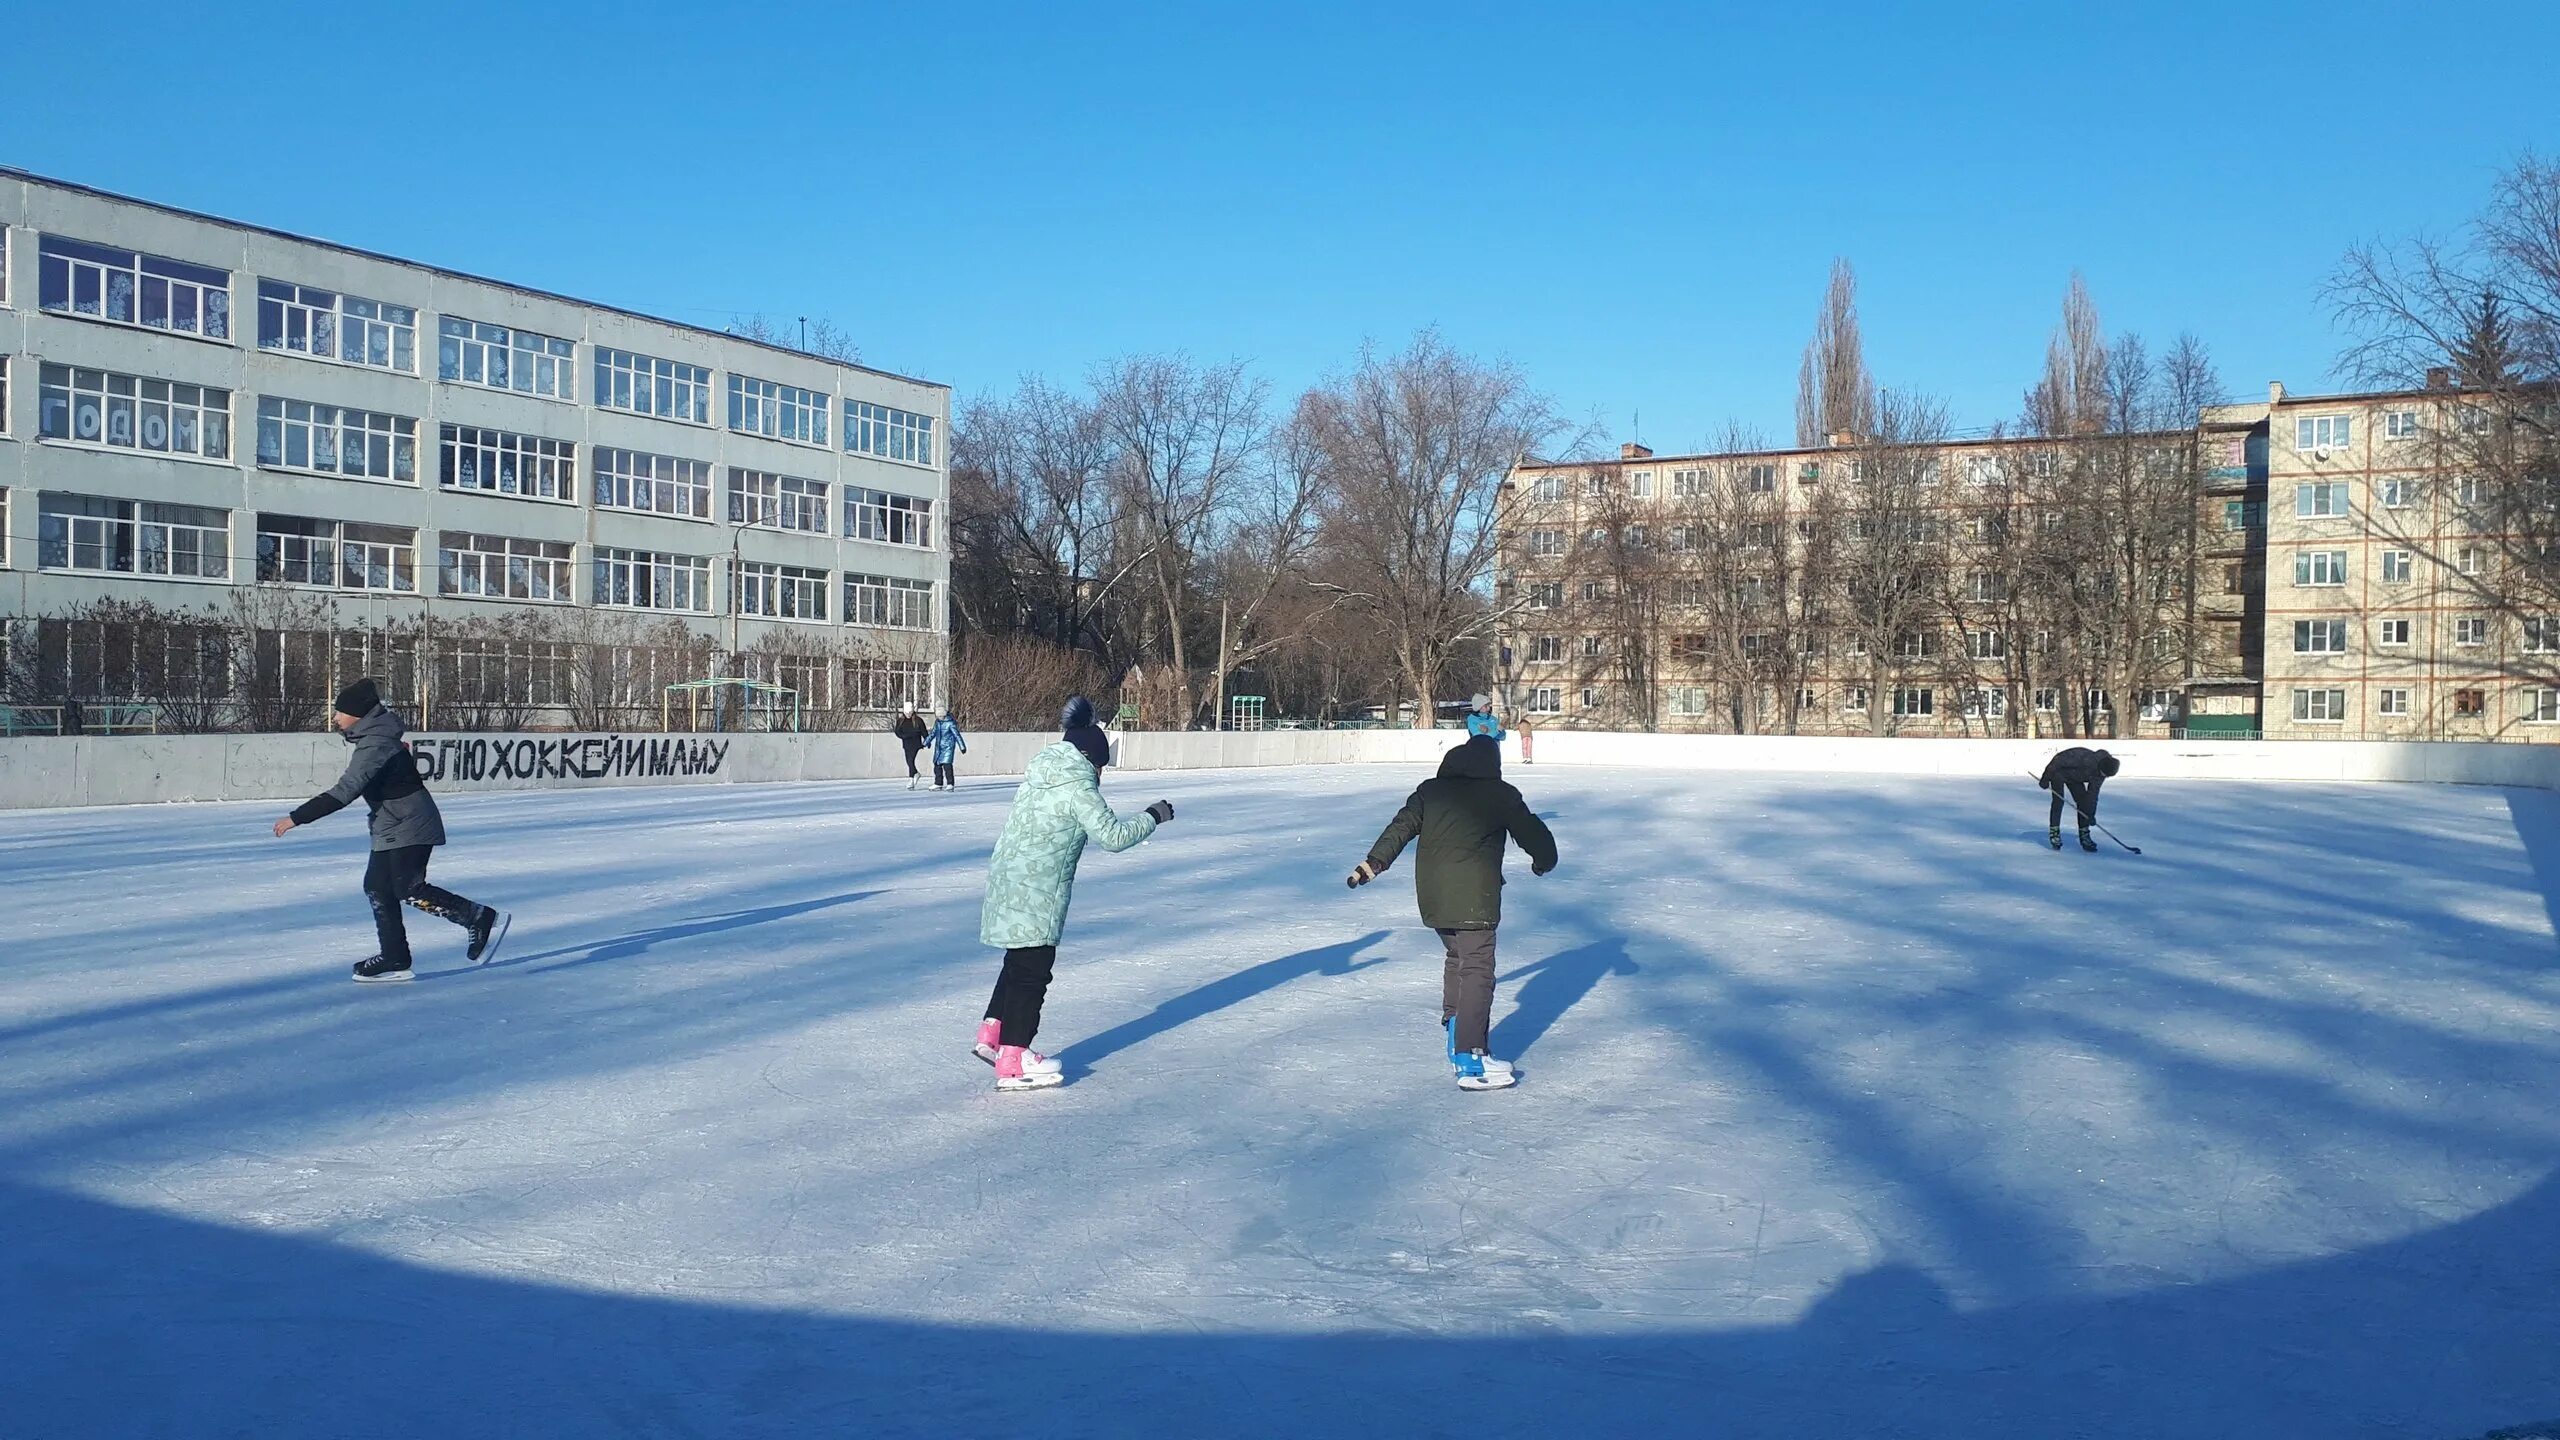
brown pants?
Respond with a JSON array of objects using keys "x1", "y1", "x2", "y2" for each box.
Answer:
[{"x1": 1438, "y1": 926, "x2": 1498, "y2": 1053}]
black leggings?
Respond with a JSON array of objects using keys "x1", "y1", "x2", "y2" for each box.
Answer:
[
  {"x1": 2049, "y1": 779, "x2": 2100, "y2": 829},
  {"x1": 935, "y1": 760, "x2": 956, "y2": 787},
  {"x1": 984, "y1": 945, "x2": 1058, "y2": 1048},
  {"x1": 362, "y1": 844, "x2": 479, "y2": 968},
  {"x1": 902, "y1": 742, "x2": 924, "y2": 778}
]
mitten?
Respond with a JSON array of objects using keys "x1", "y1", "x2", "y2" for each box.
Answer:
[{"x1": 1144, "y1": 800, "x2": 1174, "y2": 824}]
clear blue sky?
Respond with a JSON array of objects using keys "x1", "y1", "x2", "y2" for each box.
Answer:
[{"x1": 11, "y1": 1, "x2": 2557, "y2": 451}]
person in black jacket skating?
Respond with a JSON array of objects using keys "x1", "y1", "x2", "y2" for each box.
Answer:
[
  {"x1": 272, "y1": 679, "x2": 505, "y2": 981},
  {"x1": 892, "y1": 702, "x2": 929, "y2": 790},
  {"x1": 2038, "y1": 746, "x2": 2120, "y2": 852},
  {"x1": 1347, "y1": 735, "x2": 1558, "y2": 1090}
]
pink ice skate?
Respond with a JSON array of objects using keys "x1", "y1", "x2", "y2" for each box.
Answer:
[{"x1": 994, "y1": 1044, "x2": 1064, "y2": 1092}]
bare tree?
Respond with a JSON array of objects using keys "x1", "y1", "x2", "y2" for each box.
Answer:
[
  {"x1": 725, "y1": 314, "x2": 862, "y2": 365},
  {"x1": 1837, "y1": 391, "x2": 1954, "y2": 734},
  {"x1": 1309, "y1": 333, "x2": 1563, "y2": 728},
  {"x1": 1795, "y1": 258, "x2": 1878, "y2": 447},
  {"x1": 2025, "y1": 273, "x2": 2111, "y2": 438}
]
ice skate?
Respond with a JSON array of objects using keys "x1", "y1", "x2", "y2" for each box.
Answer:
[
  {"x1": 2048, "y1": 826, "x2": 2063, "y2": 850},
  {"x1": 1454, "y1": 1049, "x2": 1516, "y2": 1091},
  {"x1": 352, "y1": 954, "x2": 412, "y2": 983},
  {"x1": 467, "y1": 906, "x2": 508, "y2": 963},
  {"x1": 969, "y1": 1019, "x2": 1058, "y2": 1078},
  {"x1": 994, "y1": 1045, "x2": 1063, "y2": 1091},
  {"x1": 908, "y1": 775, "x2": 920, "y2": 790},
  {"x1": 2078, "y1": 828, "x2": 2099, "y2": 852}
]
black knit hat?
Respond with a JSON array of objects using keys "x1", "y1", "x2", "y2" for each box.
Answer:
[{"x1": 333, "y1": 677, "x2": 382, "y2": 718}]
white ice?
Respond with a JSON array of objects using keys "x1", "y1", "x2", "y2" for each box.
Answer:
[{"x1": 4, "y1": 762, "x2": 2559, "y2": 1439}]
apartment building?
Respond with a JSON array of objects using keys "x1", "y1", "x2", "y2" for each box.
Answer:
[
  {"x1": 1496, "y1": 432, "x2": 2200, "y2": 739},
  {"x1": 0, "y1": 169, "x2": 950, "y2": 721}
]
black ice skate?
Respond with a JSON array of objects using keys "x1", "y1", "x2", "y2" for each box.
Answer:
[
  {"x1": 2048, "y1": 826, "x2": 2063, "y2": 850},
  {"x1": 468, "y1": 906, "x2": 509, "y2": 964},
  {"x1": 353, "y1": 954, "x2": 413, "y2": 983},
  {"x1": 2078, "y1": 829, "x2": 2098, "y2": 853}
]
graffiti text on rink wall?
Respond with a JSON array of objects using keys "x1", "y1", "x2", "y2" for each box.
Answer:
[{"x1": 409, "y1": 735, "x2": 732, "y2": 785}]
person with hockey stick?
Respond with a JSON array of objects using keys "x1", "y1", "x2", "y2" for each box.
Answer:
[
  {"x1": 892, "y1": 701, "x2": 929, "y2": 789},
  {"x1": 1347, "y1": 734, "x2": 1556, "y2": 1090},
  {"x1": 970, "y1": 726, "x2": 1175, "y2": 1091},
  {"x1": 1464, "y1": 693, "x2": 1505, "y2": 741},
  {"x1": 2038, "y1": 746, "x2": 2120, "y2": 852},
  {"x1": 270, "y1": 678, "x2": 505, "y2": 981},
  {"x1": 929, "y1": 710, "x2": 967, "y2": 791}
]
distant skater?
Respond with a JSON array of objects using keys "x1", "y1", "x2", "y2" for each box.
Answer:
[
  {"x1": 1347, "y1": 735, "x2": 1556, "y2": 1090},
  {"x1": 271, "y1": 678, "x2": 505, "y2": 981},
  {"x1": 972, "y1": 725, "x2": 1176, "y2": 1091},
  {"x1": 893, "y1": 701, "x2": 929, "y2": 789},
  {"x1": 930, "y1": 710, "x2": 967, "y2": 791},
  {"x1": 1464, "y1": 693, "x2": 1505, "y2": 741},
  {"x1": 2039, "y1": 746, "x2": 2120, "y2": 852}
]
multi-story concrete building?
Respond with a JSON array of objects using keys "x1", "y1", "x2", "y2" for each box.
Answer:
[{"x1": 0, "y1": 169, "x2": 949, "y2": 726}]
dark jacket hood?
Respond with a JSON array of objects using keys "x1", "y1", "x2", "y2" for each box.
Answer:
[{"x1": 1438, "y1": 736, "x2": 1502, "y2": 781}]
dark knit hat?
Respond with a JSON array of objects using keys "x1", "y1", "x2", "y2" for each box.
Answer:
[
  {"x1": 1062, "y1": 695, "x2": 1111, "y2": 770},
  {"x1": 333, "y1": 677, "x2": 382, "y2": 718}
]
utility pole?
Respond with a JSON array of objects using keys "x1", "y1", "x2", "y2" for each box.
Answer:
[{"x1": 798, "y1": 316, "x2": 808, "y2": 351}]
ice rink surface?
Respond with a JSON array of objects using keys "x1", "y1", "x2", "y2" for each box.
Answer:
[{"x1": 4, "y1": 759, "x2": 2559, "y2": 1439}]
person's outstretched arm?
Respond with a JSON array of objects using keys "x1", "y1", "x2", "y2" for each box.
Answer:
[
  {"x1": 1349, "y1": 791, "x2": 1425, "y2": 886},
  {"x1": 1069, "y1": 783, "x2": 1161, "y2": 853},
  {"x1": 1500, "y1": 785, "x2": 1559, "y2": 875},
  {"x1": 275, "y1": 729, "x2": 401, "y2": 836}
]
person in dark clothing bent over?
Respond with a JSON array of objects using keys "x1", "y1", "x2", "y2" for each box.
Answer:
[
  {"x1": 2039, "y1": 746, "x2": 2120, "y2": 852},
  {"x1": 273, "y1": 678, "x2": 505, "y2": 981},
  {"x1": 1348, "y1": 735, "x2": 1558, "y2": 1090}
]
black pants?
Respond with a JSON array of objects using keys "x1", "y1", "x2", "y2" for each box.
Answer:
[
  {"x1": 2049, "y1": 779, "x2": 2100, "y2": 830},
  {"x1": 902, "y1": 741, "x2": 924, "y2": 778},
  {"x1": 985, "y1": 945, "x2": 1058, "y2": 1048},
  {"x1": 363, "y1": 844, "x2": 479, "y2": 969},
  {"x1": 935, "y1": 760, "x2": 956, "y2": 787},
  {"x1": 1439, "y1": 926, "x2": 1498, "y2": 1053}
]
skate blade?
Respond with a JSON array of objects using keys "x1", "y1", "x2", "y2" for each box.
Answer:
[
  {"x1": 476, "y1": 913, "x2": 512, "y2": 966},
  {"x1": 353, "y1": 969, "x2": 414, "y2": 984},
  {"x1": 995, "y1": 1076, "x2": 1064, "y2": 1092}
]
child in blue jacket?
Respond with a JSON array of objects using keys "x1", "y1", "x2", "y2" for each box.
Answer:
[
  {"x1": 930, "y1": 712, "x2": 968, "y2": 790},
  {"x1": 1464, "y1": 693, "x2": 1505, "y2": 741}
]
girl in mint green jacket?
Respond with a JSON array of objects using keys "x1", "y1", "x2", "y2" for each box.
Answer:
[{"x1": 972, "y1": 739, "x2": 1174, "y2": 1091}]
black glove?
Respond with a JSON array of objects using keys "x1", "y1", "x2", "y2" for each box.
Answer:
[
  {"x1": 1346, "y1": 861, "x2": 1377, "y2": 889},
  {"x1": 1144, "y1": 800, "x2": 1174, "y2": 824},
  {"x1": 1531, "y1": 857, "x2": 1556, "y2": 877}
]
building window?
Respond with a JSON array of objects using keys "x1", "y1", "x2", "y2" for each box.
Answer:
[
  {"x1": 2381, "y1": 550, "x2": 2413, "y2": 583},
  {"x1": 1580, "y1": 687, "x2": 1602, "y2": 709},
  {"x1": 1969, "y1": 572, "x2": 2008, "y2": 603},
  {"x1": 256, "y1": 281, "x2": 416, "y2": 371},
  {"x1": 256, "y1": 398, "x2": 418, "y2": 483},
  {"x1": 1530, "y1": 635, "x2": 1561, "y2": 663},
  {"x1": 1666, "y1": 685, "x2": 1706, "y2": 716},
  {"x1": 837, "y1": 486, "x2": 934, "y2": 550},
  {"x1": 593, "y1": 448, "x2": 714, "y2": 520},
  {"x1": 595, "y1": 347, "x2": 713, "y2": 424},
  {"x1": 2384, "y1": 410, "x2": 2421, "y2": 441},
  {"x1": 1582, "y1": 635, "x2": 1604, "y2": 658},
  {"x1": 1526, "y1": 686, "x2": 1561, "y2": 714},
  {"x1": 2295, "y1": 415, "x2": 2352, "y2": 452},
  {"x1": 1532, "y1": 475, "x2": 1566, "y2": 503},
  {"x1": 2528, "y1": 617, "x2": 2560, "y2": 654},
  {"x1": 2221, "y1": 499, "x2": 2262, "y2": 531},
  {"x1": 733, "y1": 559, "x2": 830, "y2": 621},
  {"x1": 2528, "y1": 689, "x2": 2560, "y2": 724},
  {"x1": 2459, "y1": 545, "x2": 2483, "y2": 576},
  {"x1": 2033, "y1": 687, "x2": 2059, "y2": 713},
  {"x1": 2295, "y1": 482, "x2": 2350, "y2": 518},
  {"x1": 2377, "y1": 618, "x2": 2411, "y2": 647},
  {"x1": 1895, "y1": 631, "x2": 1939, "y2": 659},
  {"x1": 1745, "y1": 464, "x2": 1777, "y2": 493},
  {"x1": 1669, "y1": 469, "x2": 1702, "y2": 497},
  {"x1": 38, "y1": 235, "x2": 230, "y2": 339},
  {"x1": 1628, "y1": 471, "x2": 1653, "y2": 498},
  {"x1": 39, "y1": 365, "x2": 232, "y2": 460},
  {"x1": 0, "y1": 358, "x2": 8, "y2": 435},
  {"x1": 2456, "y1": 476, "x2": 2482, "y2": 506},
  {"x1": 844, "y1": 658, "x2": 935, "y2": 712},
  {"x1": 2290, "y1": 687, "x2": 2349, "y2": 723},
  {"x1": 1527, "y1": 582, "x2": 1561, "y2": 610},
  {"x1": 2222, "y1": 563, "x2": 2244, "y2": 595},
  {"x1": 2292, "y1": 550, "x2": 2348, "y2": 587},
  {"x1": 1799, "y1": 462, "x2": 1822, "y2": 484},
  {"x1": 2086, "y1": 689, "x2": 2114, "y2": 717},
  {"x1": 2451, "y1": 688, "x2": 2485, "y2": 717},
  {"x1": 1969, "y1": 630, "x2": 2006, "y2": 660},
  {"x1": 1964, "y1": 687, "x2": 2007, "y2": 719},
  {"x1": 440, "y1": 424, "x2": 575, "y2": 502},
  {"x1": 844, "y1": 572, "x2": 936, "y2": 630},
  {"x1": 592, "y1": 547, "x2": 711, "y2": 612},
  {"x1": 1580, "y1": 580, "x2": 1607, "y2": 603},
  {"x1": 1842, "y1": 686, "x2": 1870, "y2": 712},
  {"x1": 729, "y1": 374, "x2": 831, "y2": 446},
  {"x1": 2379, "y1": 478, "x2": 2414, "y2": 509},
  {"x1": 440, "y1": 531, "x2": 575, "y2": 602},
  {"x1": 439, "y1": 317, "x2": 574, "y2": 400},
  {"x1": 255, "y1": 514, "x2": 417, "y2": 592},
  {"x1": 38, "y1": 494, "x2": 231, "y2": 578},
  {"x1": 2455, "y1": 617, "x2": 2487, "y2": 647},
  {"x1": 729, "y1": 467, "x2": 830, "y2": 533},
  {"x1": 1796, "y1": 686, "x2": 1817, "y2": 711},
  {"x1": 845, "y1": 400, "x2": 936, "y2": 466},
  {"x1": 1584, "y1": 474, "x2": 1607, "y2": 498},
  {"x1": 1528, "y1": 528, "x2": 1561, "y2": 557},
  {"x1": 2294, "y1": 619, "x2": 2348, "y2": 654},
  {"x1": 1892, "y1": 687, "x2": 1934, "y2": 717},
  {"x1": 0, "y1": 228, "x2": 8, "y2": 306},
  {"x1": 2378, "y1": 687, "x2": 2411, "y2": 717},
  {"x1": 2141, "y1": 688, "x2": 2177, "y2": 716}
]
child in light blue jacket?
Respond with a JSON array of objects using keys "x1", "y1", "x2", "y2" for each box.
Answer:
[
  {"x1": 929, "y1": 713, "x2": 967, "y2": 790},
  {"x1": 1464, "y1": 693, "x2": 1505, "y2": 741}
]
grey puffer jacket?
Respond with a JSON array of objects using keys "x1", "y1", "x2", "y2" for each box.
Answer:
[{"x1": 290, "y1": 706, "x2": 447, "y2": 850}]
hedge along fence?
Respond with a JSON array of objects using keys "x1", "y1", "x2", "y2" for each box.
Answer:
[{"x1": 3, "y1": 728, "x2": 2558, "y2": 812}]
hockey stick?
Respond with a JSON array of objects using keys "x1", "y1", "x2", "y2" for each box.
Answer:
[{"x1": 2027, "y1": 772, "x2": 2141, "y2": 855}]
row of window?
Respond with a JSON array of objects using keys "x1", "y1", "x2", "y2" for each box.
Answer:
[
  {"x1": 2289, "y1": 685, "x2": 2554, "y2": 723},
  {"x1": 15, "y1": 492, "x2": 939, "y2": 627},
  {"x1": 2291, "y1": 546, "x2": 2492, "y2": 586},
  {"x1": 19, "y1": 230, "x2": 939, "y2": 465},
  {"x1": 1529, "y1": 452, "x2": 2104, "y2": 505},
  {"x1": 2275, "y1": 475, "x2": 2492, "y2": 522},
  {"x1": 1523, "y1": 684, "x2": 2157, "y2": 719},
  {"x1": 2292, "y1": 615, "x2": 2556, "y2": 654}
]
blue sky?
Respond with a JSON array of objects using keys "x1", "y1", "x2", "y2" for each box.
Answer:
[{"x1": 11, "y1": 1, "x2": 2556, "y2": 451}]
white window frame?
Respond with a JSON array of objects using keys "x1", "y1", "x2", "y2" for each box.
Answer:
[
  {"x1": 729, "y1": 468, "x2": 830, "y2": 534},
  {"x1": 595, "y1": 347, "x2": 714, "y2": 424},
  {"x1": 256, "y1": 397, "x2": 418, "y2": 484},
  {"x1": 439, "y1": 316, "x2": 575, "y2": 400},
  {"x1": 2459, "y1": 546, "x2": 2483, "y2": 576},
  {"x1": 2293, "y1": 619, "x2": 2348, "y2": 655},
  {"x1": 2295, "y1": 414, "x2": 2353, "y2": 452},
  {"x1": 2377, "y1": 618, "x2": 2411, "y2": 647},
  {"x1": 2527, "y1": 617, "x2": 2560, "y2": 655},
  {"x1": 2526, "y1": 688, "x2": 2560, "y2": 724},
  {"x1": 592, "y1": 547, "x2": 712, "y2": 613},
  {"x1": 1666, "y1": 684, "x2": 1706, "y2": 716},
  {"x1": 844, "y1": 658, "x2": 935, "y2": 713},
  {"x1": 593, "y1": 448, "x2": 714, "y2": 521},
  {"x1": 37, "y1": 235, "x2": 231, "y2": 340},
  {"x1": 2033, "y1": 687, "x2": 2059, "y2": 713},
  {"x1": 845, "y1": 400, "x2": 936, "y2": 467},
  {"x1": 843, "y1": 572, "x2": 936, "y2": 630},
  {"x1": 2381, "y1": 550, "x2": 2413, "y2": 584},
  {"x1": 1969, "y1": 630, "x2": 2006, "y2": 660},
  {"x1": 1628, "y1": 471, "x2": 1653, "y2": 498},
  {"x1": 39, "y1": 364, "x2": 233, "y2": 462},
  {"x1": 1963, "y1": 687, "x2": 2007, "y2": 720},
  {"x1": 2291, "y1": 687, "x2": 2348, "y2": 723},
  {"x1": 733, "y1": 559, "x2": 832, "y2": 622},
  {"x1": 1580, "y1": 686, "x2": 1602, "y2": 710},
  {"x1": 1526, "y1": 686, "x2": 1561, "y2": 715},
  {"x1": 2379, "y1": 478, "x2": 2413, "y2": 509},
  {"x1": 1892, "y1": 686, "x2": 1934, "y2": 717},
  {"x1": 37, "y1": 493, "x2": 232, "y2": 580},
  {"x1": 1528, "y1": 528, "x2": 1562, "y2": 557},
  {"x1": 1532, "y1": 475, "x2": 1566, "y2": 503},
  {"x1": 2293, "y1": 550, "x2": 2348, "y2": 587},
  {"x1": 440, "y1": 531, "x2": 576, "y2": 603},
  {"x1": 439, "y1": 424, "x2": 576, "y2": 503},
  {"x1": 729, "y1": 374, "x2": 831, "y2": 447},
  {"x1": 256, "y1": 513, "x2": 418, "y2": 593},
  {"x1": 2294, "y1": 481, "x2": 2350, "y2": 519},
  {"x1": 1842, "y1": 686, "x2": 1870, "y2": 713},
  {"x1": 256, "y1": 280, "x2": 417, "y2": 373},
  {"x1": 2455, "y1": 617, "x2": 2487, "y2": 648},
  {"x1": 2384, "y1": 410, "x2": 2420, "y2": 441},
  {"x1": 1530, "y1": 635, "x2": 1561, "y2": 663},
  {"x1": 2378, "y1": 687, "x2": 2411, "y2": 717}
]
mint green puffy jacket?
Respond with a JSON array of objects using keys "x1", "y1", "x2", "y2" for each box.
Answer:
[{"x1": 980, "y1": 741, "x2": 1159, "y2": 948}]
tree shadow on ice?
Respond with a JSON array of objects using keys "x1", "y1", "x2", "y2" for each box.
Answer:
[
  {"x1": 3, "y1": 1167, "x2": 2553, "y2": 1439},
  {"x1": 1054, "y1": 930, "x2": 1395, "y2": 1078},
  {"x1": 1491, "y1": 937, "x2": 1638, "y2": 1062},
  {"x1": 477, "y1": 890, "x2": 885, "y2": 977}
]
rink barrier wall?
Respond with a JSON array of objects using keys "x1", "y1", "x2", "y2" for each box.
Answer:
[{"x1": 0, "y1": 728, "x2": 2557, "y2": 810}]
